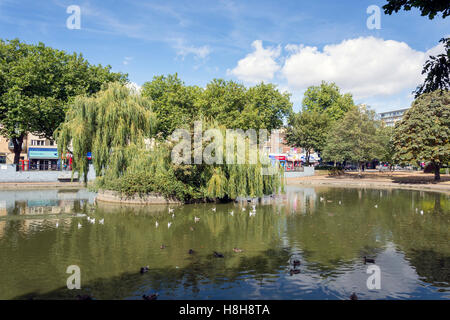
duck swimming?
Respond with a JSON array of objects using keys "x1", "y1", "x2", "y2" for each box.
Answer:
[
  {"x1": 289, "y1": 269, "x2": 300, "y2": 275},
  {"x1": 214, "y1": 251, "x2": 224, "y2": 258},
  {"x1": 363, "y1": 256, "x2": 375, "y2": 264},
  {"x1": 233, "y1": 248, "x2": 243, "y2": 253},
  {"x1": 188, "y1": 249, "x2": 195, "y2": 254},
  {"x1": 140, "y1": 266, "x2": 149, "y2": 274},
  {"x1": 292, "y1": 259, "x2": 301, "y2": 266},
  {"x1": 143, "y1": 293, "x2": 158, "y2": 300}
]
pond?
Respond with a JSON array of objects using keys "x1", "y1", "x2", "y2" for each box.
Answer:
[{"x1": 0, "y1": 186, "x2": 449, "y2": 300}]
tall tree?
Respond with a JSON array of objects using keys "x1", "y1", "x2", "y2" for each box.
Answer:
[
  {"x1": 414, "y1": 37, "x2": 450, "y2": 98},
  {"x1": 285, "y1": 111, "x2": 330, "y2": 166},
  {"x1": 0, "y1": 39, "x2": 126, "y2": 168},
  {"x1": 55, "y1": 83, "x2": 156, "y2": 183},
  {"x1": 377, "y1": 125, "x2": 396, "y2": 170},
  {"x1": 322, "y1": 105, "x2": 383, "y2": 174},
  {"x1": 383, "y1": 0, "x2": 450, "y2": 19},
  {"x1": 141, "y1": 74, "x2": 201, "y2": 138},
  {"x1": 302, "y1": 81, "x2": 355, "y2": 122},
  {"x1": 393, "y1": 90, "x2": 449, "y2": 181}
]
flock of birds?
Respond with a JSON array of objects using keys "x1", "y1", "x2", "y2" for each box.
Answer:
[{"x1": 76, "y1": 216, "x2": 104, "y2": 229}]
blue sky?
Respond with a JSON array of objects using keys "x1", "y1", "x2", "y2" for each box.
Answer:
[{"x1": 0, "y1": 0, "x2": 449, "y2": 112}]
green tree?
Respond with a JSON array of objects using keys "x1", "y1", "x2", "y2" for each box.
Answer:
[
  {"x1": 285, "y1": 111, "x2": 330, "y2": 166},
  {"x1": 377, "y1": 125, "x2": 396, "y2": 170},
  {"x1": 56, "y1": 83, "x2": 156, "y2": 183},
  {"x1": 393, "y1": 90, "x2": 449, "y2": 181},
  {"x1": 141, "y1": 74, "x2": 201, "y2": 138},
  {"x1": 0, "y1": 39, "x2": 126, "y2": 168},
  {"x1": 302, "y1": 81, "x2": 355, "y2": 122},
  {"x1": 382, "y1": 0, "x2": 450, "y2": 19},
  {"x1": 322, "y1": 105, "x2": 383, "y2": 174},
  {"x1": 414, "y1": 37, "x2": 449, "y2": 98}
]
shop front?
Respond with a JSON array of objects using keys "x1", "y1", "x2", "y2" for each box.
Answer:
[{"x1": 28, "y1": 147, "x2": 59, "y2": 170}]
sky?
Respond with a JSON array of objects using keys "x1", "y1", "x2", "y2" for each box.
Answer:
[{"x1": 0, "y1": 0, "x2": 449, "y2": 113}]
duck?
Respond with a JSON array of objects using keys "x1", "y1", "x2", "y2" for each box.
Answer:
[
  {"x1": 194, "y1": 216, "x2": 200, "y2": 222},
  {"x1": 289, "y1": 269, "x2": 300, "y2": 275},
  {"x1": 140, "y1": 266, "x2": 149, "y2": 274},
  {"x1": 350, "y1": 292, "x2": 358, "y2": 300},
  {"x1": 233, "y1": 248, "x2": 243, "y2": 253},
  {"x1": 142, "y1": 293, "x2": 158, "y2": 300},
  {"x1": 213, "y1": 251, "x2": 224, "y2": 258},
  {"x1": 99, "y1": 218, "x2": 104, "y2": 224},
  {"x1": 188, "y1": 249, "x2": 195, "y2": 254},
  {"x1": 363, "y1": 256, "x2": 375, "y2": 264},
  {"x1": 168, "y1": 208, "x2": 174, "y2": 213},
  {"x1": 160, "y1": 244, "x2": 166, "y2": 249},
  {"x1": 292, "y1": 259, "x2": 301, "y2": 266}
]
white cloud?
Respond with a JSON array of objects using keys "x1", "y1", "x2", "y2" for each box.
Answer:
[
  {"x1": 173, "y1": 39, "x2": 211, "y2": 60},
  {"x1": 280, "y1": 36, "x2": 442, "y2": 99},
  {"x1": 123, "y1": 56, "x2": 133, "y2": 65},
  {"x1": 126, "y1": 82, "x2": 142, "y2": 94},
  {"x1": 227, "y1": 40, "x2": 281, "y2": 83}
]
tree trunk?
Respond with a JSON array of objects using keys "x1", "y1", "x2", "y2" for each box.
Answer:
[
  {"x1": 12, "y1": 135, "x2": 24, "y2": 172},
  {"x1": 358, "y1": 162, "x2": 363, "y2": 177},
  {"x1": 305, "y1": 150, "x2": 310, "y2": 166},
  {"x1": 434, "y1": 163, "x2": 441, "y2": 181}
]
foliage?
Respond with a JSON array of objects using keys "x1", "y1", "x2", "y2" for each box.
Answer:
[
  {"x1": 302, "y1": 81, "x2": 355, "y2": 122},
  {"x1": 141, "y1": 74, "x2": 201, "y2": 138},
  {"x1": 382, "y1": 0, "x2": 450, "y2": 19},
  {"x1": 285, "y1": 110, "x2": 330, "y2": 165},
  {"x1": 393, "y1": 90, "x2": 450, "y2": 180},
  {"x1": 55, "y1": 83, "x2": 156, "y2": 183},
  {"x1": 322, "y1": 105, "x2": 384, "y2": 171},
  {"x1": 142, "y1": 75, "x2": 293, "y2": 138},
  {"x1": 0, "y1": 38, "x2": 126, "y2": 164},
  {"x1": 377, "y1": 125, "x2": 396, "y2": 165},
  {"x1": 414, "y1": 37, "x2": 450, "y2": 98}
]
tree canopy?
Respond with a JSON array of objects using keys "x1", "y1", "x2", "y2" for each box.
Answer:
[
  {"x1": 0, "y1": 38, "x2": 127, "y2": 165},
  {"x1": 382, "y1": 0, "x2": 450, "y2": 19},
  {"x1": 322, "y1": 105, "x2": 383, "y2": 172},
  {"x1": 414, "y1": 37, "x2": 450, "y2": 98},
  {"x1": 302, "y1": 81, "x2": 355, "y2": 122},
  {"x1": 285, "y1": 111, "x2": 330, "y2": 165},
  {"x1": 393, "y1": 90, "x2": 449, "y2": 180},
  {"x1": 142, "y1": 75, "x2": 293, "y2": 138}
]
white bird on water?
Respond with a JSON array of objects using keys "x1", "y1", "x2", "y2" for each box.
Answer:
[
  {"x1": 230, "y1": 211, "x2": 234, "y2": 216},
  {"x1": 194, "y1": 216, "x2": 200, "y2": 223},
  {"x1": 374, "y1": 205, "x2": 378, "y2": 208},
  {"x1": 212, "y1": 208, "x2": 216, "y2": 212},
  {"x1": 78, "y1": 223, "x2": 82, "y2": 229},
  {"x1": 168, "y1": 208, "x2": 174, "y2": 213},
  {"x1": 99, "y1": 219, "x2": 104, "y2": 225},
  {"x1": 155, "y1": 221, "x2": 159, "y2": 228},
  {"x1": 168, "y1": 222, "x2": 172, "y2": 228}
]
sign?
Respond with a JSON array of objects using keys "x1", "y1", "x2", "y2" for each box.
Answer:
[{"x1": 28, "y1": 148, "x2": 58, "y2": 159}]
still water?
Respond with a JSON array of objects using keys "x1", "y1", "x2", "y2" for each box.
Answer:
[{"x1": 0, "y1": 186, "x2": 449, "y2": 300}]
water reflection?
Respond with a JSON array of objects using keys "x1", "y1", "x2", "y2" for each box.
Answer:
[{"x1": 0, "y1": 186, "x2": 448, "y2": 300}]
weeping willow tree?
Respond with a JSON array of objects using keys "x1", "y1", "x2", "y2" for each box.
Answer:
[{"x1": 55, "y1": 82, "x2": 157, "y2": 183}]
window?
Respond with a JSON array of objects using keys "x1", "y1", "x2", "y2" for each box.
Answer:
[
  {"x1": 0, "y1": 156, "x2": 6, "y2": 164},
  {"x1": 31, "y1": 140, "x2": 45, "y2": 146},
  {"x1": 49, "y1": 140, "x2": 55, "y2": 146}
]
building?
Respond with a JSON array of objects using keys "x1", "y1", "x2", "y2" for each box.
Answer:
[
  {"x1": 378, "y1": 108, "x2": 409, "y2": 127},
  {"x1": 0, "y1": 133, "x2": 59, "y2": 170}
]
